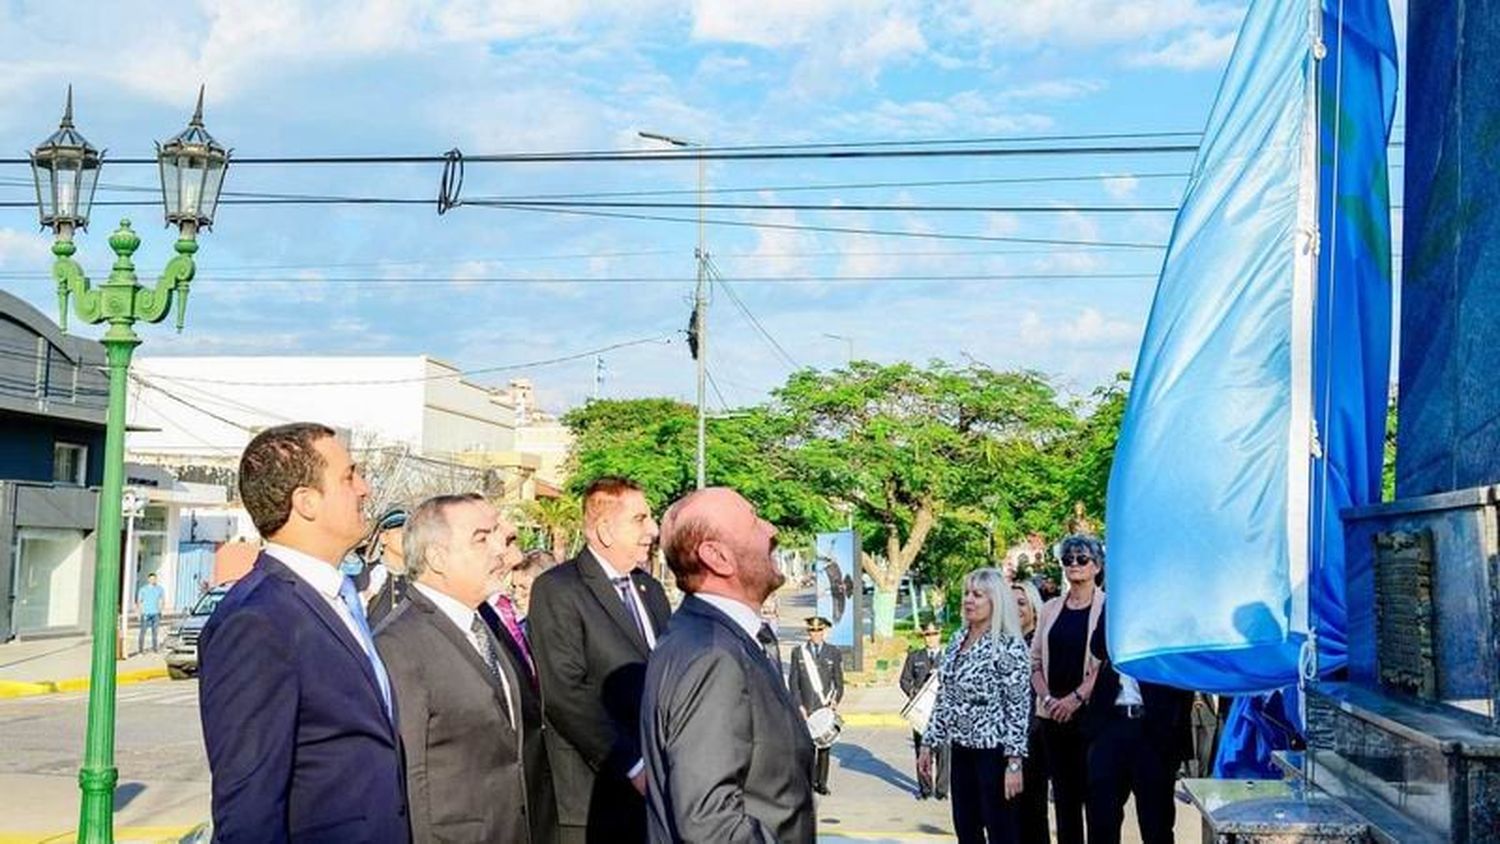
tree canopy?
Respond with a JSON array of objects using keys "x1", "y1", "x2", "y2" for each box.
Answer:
[{"x1": 561, "y1": 361, "x2": 1130, "y2": 628}]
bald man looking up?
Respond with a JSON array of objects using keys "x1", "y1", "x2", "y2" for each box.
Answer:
[{"x1": 640, "y1": 488, "x2": 816, "y2": 843}]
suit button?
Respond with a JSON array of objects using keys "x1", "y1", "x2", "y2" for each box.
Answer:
[{"x1": 398, "y1": 806, "x2": 406, "y2": 816}]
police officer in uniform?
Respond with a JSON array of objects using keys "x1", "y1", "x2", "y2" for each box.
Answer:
[
  {"x1": 788, "y1": 615, "x2": 845, "y2": 795},
  {"x1": 899, "y1": 621, "x2": 949, "y2": 799}
]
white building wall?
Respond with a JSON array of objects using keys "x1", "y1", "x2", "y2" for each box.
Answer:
[
  {"x1": 127, "y1": 357, "x2": 430, "y2": 459},
  {"x1": 419, "y1": 360, "x2": 517, "y2": 457}
]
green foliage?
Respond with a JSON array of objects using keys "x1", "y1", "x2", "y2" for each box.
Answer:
[
  {"x1": 1383, "y1": 393, "x2": 1397, "y2": 502},
  {"x1": 561, "y1": 363, "x2": 1135, "y2": 618}
]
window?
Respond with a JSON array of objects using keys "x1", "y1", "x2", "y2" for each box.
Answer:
[{"x1": 53, "y1": 442, "x2": 87, "y2": 486}]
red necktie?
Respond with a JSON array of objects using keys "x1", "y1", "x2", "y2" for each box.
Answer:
[{"x1": 491, "y1": 593, "x2": 536, "y2": 683}]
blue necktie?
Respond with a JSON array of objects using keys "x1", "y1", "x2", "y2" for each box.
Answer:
[{"x1": 339, "y1": 576, "x2": 394, "y2": 722}]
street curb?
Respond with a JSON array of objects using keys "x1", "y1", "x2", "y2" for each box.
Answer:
[
  {"x1": 0, "y1": 668, "x2": 169, "y2": 700},
  {"x1": 0, "y1": 824, "x2": 205, "y2": 843},
  {"x1": 841, "y1": 712, "x2": 908, "y2": 728}
]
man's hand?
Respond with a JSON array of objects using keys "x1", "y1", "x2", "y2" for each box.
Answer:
[
  {"x1": 1003, "y1": 769, "x2": 1023, "y2": 801},
  {"x1": 1050, "y1": 692, "x2": 1083, "y2": 723},
  {"x1": 631, "y1": 770, "x2": 648, "y2": 797}
]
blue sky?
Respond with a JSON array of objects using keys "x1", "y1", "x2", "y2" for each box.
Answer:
[{"x1": 0, "y1": 1, "x2": 1405, "y2": 414}]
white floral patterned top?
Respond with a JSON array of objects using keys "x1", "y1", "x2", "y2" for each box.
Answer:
[{"x1": 922, "y1": 630, "x2": 1032, "y2": 757}]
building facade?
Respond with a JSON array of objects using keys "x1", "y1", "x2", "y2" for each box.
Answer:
[{"x1": 0, "y1": 291, "x2": 108, "y2": 640}]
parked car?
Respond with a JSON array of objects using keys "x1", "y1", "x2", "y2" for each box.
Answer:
[{"x1": 164, "y1": 582, "x2": 233, "y2": 680}]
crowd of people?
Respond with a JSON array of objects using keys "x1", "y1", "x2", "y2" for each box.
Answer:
[
  {"x1": 196, "y1": 421, "x2": 1194, "y2": 844},
  {"x1": 898, "y1": 537, "x2": 1196, "y2": 844}
]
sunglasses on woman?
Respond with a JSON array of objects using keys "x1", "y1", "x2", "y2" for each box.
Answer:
[{"x1": 1062, "y1": 554, "x2": 1094, "y2": 567}]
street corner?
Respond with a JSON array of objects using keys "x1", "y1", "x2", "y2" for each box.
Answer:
[{"x1": 0, "y1": 825, "x2": 206, "y2": 844}]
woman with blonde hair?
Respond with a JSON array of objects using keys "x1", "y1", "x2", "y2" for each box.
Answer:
[
  {"x1": 1011, "y1": 578, "x2": 1050, "y2": 843},
  {"x1": 920, "y1": 567, "x2": 1032, "y2": 843}
]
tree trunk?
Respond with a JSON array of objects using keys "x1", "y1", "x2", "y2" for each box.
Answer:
[{"x1": 866, "y1": 499, "x2": 937, "y2": 640}]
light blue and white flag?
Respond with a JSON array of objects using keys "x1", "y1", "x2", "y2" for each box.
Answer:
[{"x1": 1106, "y1": 0, "x2": 1397, "y2": 700}]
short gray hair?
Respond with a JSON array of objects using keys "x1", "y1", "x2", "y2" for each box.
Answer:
[{"x1": 404, "y1": 493, "x2": 485, "y2": 579}]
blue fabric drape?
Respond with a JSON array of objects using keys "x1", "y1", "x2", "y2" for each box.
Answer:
[{"x1": 1105, "y1": 0, "x2": 1397, "y2": 775}]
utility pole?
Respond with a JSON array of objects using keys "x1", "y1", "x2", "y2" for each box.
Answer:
[
  {"x1": 639, "y1": 130, "x2": 708, "y2": 488},
  {"x1": 592, "y1": 355, "x2": 605, "y2": 401}
]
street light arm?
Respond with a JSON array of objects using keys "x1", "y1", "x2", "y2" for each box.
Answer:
[
  {"x1": 137, "y1": 237, "x2": 197, "y2": 332},
  {"x1": 52, "y1": 240, "x2": 99, "y2": 332}
]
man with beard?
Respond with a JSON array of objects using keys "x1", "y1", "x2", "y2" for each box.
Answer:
[
  {"x1": 375, "y1": 494, "x2": 557, "y2": 843},
  {"x1": 641, "y1": 487, "x2": 816, "y2": 843},
  {"x1": 528, "y1": 478, "x2": 671, "y2": 844}
]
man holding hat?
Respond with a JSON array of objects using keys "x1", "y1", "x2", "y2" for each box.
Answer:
[
  {"x1": 899, "y1": 622, "x2": 949, "y2": 800},
  {"x1": 788, "y1": 615, "x2": 844, "y2": 795}
]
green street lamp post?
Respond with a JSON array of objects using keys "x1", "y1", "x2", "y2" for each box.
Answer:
[{"x1": 31, "y1": 86, "x2": 229, "y2": 844}]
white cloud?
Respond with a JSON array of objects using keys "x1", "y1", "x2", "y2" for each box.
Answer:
[
  {"x1": 823, "y1": 90, "x2": 1052, "y2": 137},
  {"x1": 952, "y1": 0, "x2": 1242, "y2": 47},
  {"x1": 0, "y1": 228, "x2": 52, "y2": 268},
  {"x1": 1003, "y1": 79, "x2": 1107, "y2": 100},
  {"x1": 1102, "y1": 175, "x2": 1141, "y2": 200},
  {"x1": 1128, "y1": 29, "x2": 1237, "y2": 71}
]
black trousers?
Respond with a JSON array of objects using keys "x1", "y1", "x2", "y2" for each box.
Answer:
[
  {"x1": 1085, "y1": 713, "x2": 1178, "y2": 844},
  {"x1": 1041, "y1": 719, "x2": 1089, "y2": 844},
  {"x1": 949, "y1": 744, "x2": 1020, "y2": 844},
  {"x1": 1017, "y1": 724, "x2": 1049, "y2": 844},
  {"x1": 815, "y1": 746, "x2": 831, "y2": 791},
  {"x1": 912, "y1": 731, "x2": 950, "y2": 797}
]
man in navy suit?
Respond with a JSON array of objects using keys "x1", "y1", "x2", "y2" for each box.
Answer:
[{"x1": 198, "y1": 422, "x2": 409, "y2": 843}]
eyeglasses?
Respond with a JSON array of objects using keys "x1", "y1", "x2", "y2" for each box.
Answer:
[{"x1": 1061, "y1": 555, "x2": 1094, "y2": 567}]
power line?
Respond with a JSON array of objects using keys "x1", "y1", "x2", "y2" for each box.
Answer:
[
  {"x1": 470, "y1": 203, "x2": 1168, "y2": 250},
  {"x1": 474, "y1": 199, "x2": 1179, "y2": 214},
  {"x1": 704, "y1": 368, "x2": 733, "y2": 414},
  {"x1": 146, "y1": 335, "x2": 675, "y2": 387},
  {"x1": 130, "y1": 372, "x2": 257, "y2": 431},
  {"x1": 0, "y1": 271, "x2": 1163, "y2": 285},
  {"x1": 707, "y1": 259, "x2": 800, "y2": 370},
  {"x1": 0, "y1": 132, "x2": 1207, "y2": 168}
]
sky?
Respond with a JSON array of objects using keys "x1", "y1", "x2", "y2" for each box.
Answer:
[{"x1": 0, "y1": 0, "x2": 1406, "y2": 417}]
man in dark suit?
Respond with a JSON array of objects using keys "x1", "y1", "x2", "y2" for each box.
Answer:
[
  {"x1": 642, "y1": 487, "x2": 815, "y2": 843},
  {"x1": 788, "y1": 615, "x2": 845, "y2": 795},
  {"x1": 376, "y1": 493, "x2": 557, "y2": 844},
  {"x1": 528, "y1": 477, "x2": 671, "y2": 844},
  {"x1": 899, "y1": 622, "x2": 949, "y2": 800},
  {"x1": 1083, "y1": 606, "x2": 1194, "y2": 844},
  {"x1": 198, "y1": 423, "x2": 409, "y2": 843}
]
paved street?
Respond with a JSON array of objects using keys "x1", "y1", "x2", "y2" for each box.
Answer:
[{"x1": 0, "y1": 680, "x2": 209, "y2": 836}]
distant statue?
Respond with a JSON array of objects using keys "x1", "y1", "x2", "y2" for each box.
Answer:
[{"x1": 1067, "y1": 501, "x2": 1097, "y2": 536}]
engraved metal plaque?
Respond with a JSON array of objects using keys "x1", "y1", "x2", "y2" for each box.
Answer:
[{"x1": 1372, "y1": 529, "x2": 1436, "y2": 698}]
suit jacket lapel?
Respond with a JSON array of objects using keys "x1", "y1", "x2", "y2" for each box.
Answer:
[
  {"x1": 262, "y1": 553, "x2": 391, "y2": 724},
  {"x1": 683, "y1": 595, "x2": 797, "y2": 711},
  {"x1": 578, "y1": 548, "x2": 651, "y2": 656},
  {"x1": 406, "y1": 589, "x2": 515, "y2": 725}
]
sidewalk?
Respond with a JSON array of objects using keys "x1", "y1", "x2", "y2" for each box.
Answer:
[{"x1": 0, "y1": 634, "x2": 169, "y2": 698}]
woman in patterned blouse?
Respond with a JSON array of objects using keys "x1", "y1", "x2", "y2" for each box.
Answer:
[{"x1": 919, "y1": 567, "x2": 1033, "y2": 843}]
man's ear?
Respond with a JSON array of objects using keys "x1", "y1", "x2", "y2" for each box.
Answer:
[
  {"x1": 698, "y1": 540, "x2": 734, "y2": 579},
  {"x1": 424, "y1": 545, "x2": 448, "y2": 578},
  {"x1": 596, "y1": 518, "x2": 615, "y2": 548},
  {"x1": 289, "y1": 486, "x2": 321, "y2": 524}
]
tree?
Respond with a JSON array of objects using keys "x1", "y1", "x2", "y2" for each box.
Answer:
[
  {"x1": 516, "y1": 495, "x2": 582, "y2": 559},
  {"x1": 561, "y1": 398, "x2": 834, "y2": 539},
  {"x1": 774, "y1": 361, "x2": 1075, "y2": 637}
]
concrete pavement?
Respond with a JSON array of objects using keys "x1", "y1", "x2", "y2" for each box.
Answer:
[{"x1": 0, "y1": 632, "x2": 170, "y2": 699}]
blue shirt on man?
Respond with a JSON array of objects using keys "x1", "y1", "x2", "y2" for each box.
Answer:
[{"x1": 137, "y1": 582, "x2": 165, "y2": 616}]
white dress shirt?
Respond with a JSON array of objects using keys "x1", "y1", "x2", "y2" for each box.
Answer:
[
  {"x1": 1115, "y1": 670, "x2": 1144, "y2": 707},
  {"x1": 588, "y1": 547, "x2": 658, "y2": 648},
  {"x1": 695, "y1": 592, "x2": 766, "y2": 640},
  {"x1": 412, "y1": 582, "x2": 516, "y2": 730},
  {"x1": 266, "y1": 542, "x2": 369, "y2": 649}
]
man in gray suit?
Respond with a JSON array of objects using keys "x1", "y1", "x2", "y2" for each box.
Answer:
[
  {"x1": 641, "y1": 487, "x2": 816, "y2": 843},
  {"x1": 376, "y1": 493, "x2": 558, "y2": 844}
]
